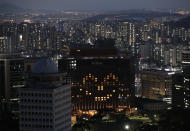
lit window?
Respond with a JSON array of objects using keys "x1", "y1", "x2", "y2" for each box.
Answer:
[
  {"x1": 113, "y1": 75, "x2": 116, "y2": 79},
  {"x1": 98, "y1": 97, "x2": 100, "y2": 101},
  {"x1": 101, "y1": 98, "x2": 104, "y2": 101},
  {"x1": 101, "y1": 86, "x2": 103, "y2": 90},
  {"x1": 89, "y1": 74, "x2": 91, "y2": 78},
  {"x1": 98, "y1": 86, "x2": 100, "y2": 91}
]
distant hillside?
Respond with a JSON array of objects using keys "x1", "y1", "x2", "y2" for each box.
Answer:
[
  {"x1": 0, "y1": 3, "x2": 25, "y2": 13},
  {"x1": 166, "y1": 16, "x2": 190, "y2": 28},
  {"x1": 83, "y1": 10, "x2": 176, "y2": 22}
]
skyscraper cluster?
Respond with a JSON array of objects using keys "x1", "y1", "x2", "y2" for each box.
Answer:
[{"x1": 0, "y1": 10, "x2": 190, "y2": 131}]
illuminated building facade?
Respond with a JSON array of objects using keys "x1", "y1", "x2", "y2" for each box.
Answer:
[
  {"x1": 141, "y1": 70, "x2": 173, "y2": 104},
  {"x1": 59, "y1": 49, "x2": 135, "y2": 111},
  {"x1": 0, "y1": 36, "x2": 11, "y2": 54},
  {"x1": 0, "y1": 54, "x2": 25, "y2": 111},
  {"x1": 182, "y1": 50, "x2": 190, "y2": 108}
]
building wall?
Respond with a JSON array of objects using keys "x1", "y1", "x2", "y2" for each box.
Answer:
[
  {"x1": 141, "y1": 70, "x2": 172, "y2": 101},
  {"x1": 59, "y1": 57, "x2": 135, "y2": 111},
  {"x1": 182, "y1": 50, "x2": 190, "y2": 108},
  {"x1": 0, "y1": 55, "x2": 25, "y2": 111},
  {"x1": 172, "y1": 73, "x2": 185, "y2": 108},
  {"x1": 19, "y1": 84, "x2": 71, "y2": 131}
]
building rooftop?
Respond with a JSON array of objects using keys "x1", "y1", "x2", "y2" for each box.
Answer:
[
  {"x1": 0, "y1": 54, "x2": 23, "y2": 59},
  {"x1": 69, "y1": 48, "x2": 118, "y2": 57},
  {"x1": 32, "y1": 58, "x2": 58, "y2": 74}
]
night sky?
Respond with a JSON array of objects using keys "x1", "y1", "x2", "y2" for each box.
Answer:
[{"x1": 0, "y1": 0, "x2": 190, "y2": 10}]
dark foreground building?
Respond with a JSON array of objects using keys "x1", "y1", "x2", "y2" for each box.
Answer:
[
  {"x1": 0, "y1": 54, "x2": 25, "y2": 112},
  {"x1": 172, "y1": 73, "x2": 185, "y2": 108},
  {"x1": 182, "y1": 50, "x2": 190, "y2": 108},
  {"x1": 59, "y1": 48, "x2": 135, "y2": 111},
  {"x1": 19, "y1": 58, "x2": 71, "y2": 131}
]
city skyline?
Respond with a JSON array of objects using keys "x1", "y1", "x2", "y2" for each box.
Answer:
[
  {"x1": 0, "y1": 0, "x2": 190, "y2": 11},
  {"x1": 0, "y1": 1, "x2": 190, "y2": 130}
]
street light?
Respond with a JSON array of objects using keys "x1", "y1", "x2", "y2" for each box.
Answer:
[{"x1": 125, "y1": 124, "x2": 130, "y2": 130}]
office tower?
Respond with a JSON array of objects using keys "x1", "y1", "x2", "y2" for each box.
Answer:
[
  {"x1": 169, "y1": 48, "x2": 177, "y2": 67},
  {"x1": 128, "y1": 23, "x2": 136, "y2": 46},
  {"x1": 0, "y1": 36, "x2": 12, "y2": 54},
  {"x1": 0, "y1": 54, "x2": 25, "y2": 111},
  {"x1": 164, "y1": 45, "x2": 183, "y2": 67},
  {"x1": 141, "y1": 70, "x2": 173, "y2": 104},
  {"x1": 139, "y1": 42, "x2": 151, "y2": 59},
  {"x1": 164, "y1": 50, "x2": 170, "y2": 66},
  {"x1": 176, "y1": 47, "x2": 183, "y2": 65},
  {"x1": 164, "y1": 48, "x2": 177, "y2": 67},
  {"x1": 59, "y1": 48, "x2": 135, "y2": 111},
  {"x1": 117, "y1": 22, "x2": 136, "y2": 53},
  {"x1": 19, "y1": 58, "x2": 71, "y2": 131},
  {"x1": 182, "y1": 50, "x2": 190, "y2": 108},
  {"x1": 172, "y1": 73, "x2": 185, "y2": 108}
]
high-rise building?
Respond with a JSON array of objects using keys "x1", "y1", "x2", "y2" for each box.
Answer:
[
  {"x1": 19, "y1": 58, "x2": 71, "y2": 131},
  {"x1": 182, "y1": 50, "x2": 190, "y2": 108},
  {"x1": 0, "y1": 36, "x2": 8, "y2": 53},
  {"x1": 164, "y1": 45, "x2": 183, "y2": 67},
  {"x1": 0, "y1": 54, "x2": 25, "y2": 111},
  {"x1": 59, "y1": 48, "x2": 135, "y2": 111},
  {"x1": 139, "y1": 42, "x2": 151, "y2": 59},
  {"x1": 164, "y1": 50, "x2": 170, "y2": 66},
  {"x1": 141, "y1": 70, "x2": 173, "y2": 104},
  {"x1": 169, "y1": 48, "x2": 177, "y2": 67},
  {"x1": 172, "y1": 73, "x2": 185, "y2": 108}
]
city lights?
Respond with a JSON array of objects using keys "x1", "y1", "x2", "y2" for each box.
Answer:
[
  {"x1": 125, "y1": 124, "x2": 130, "y2": 130},
  {"x1": 0, "y1": 3, "x2": 190, "y2": 131}
]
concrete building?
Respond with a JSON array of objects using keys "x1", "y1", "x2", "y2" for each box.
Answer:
[
  {"x1": 182, "y1": 50, "x2": 190, "y2": 108},
  {"x1": 0, "y1": 36, "x2": 12, "y2": 54},
  {"x1": 0, "y1": 54, "x2": 25, "y2": 112},
  {"x1": 59, "y1": 48, "x2": 135, "y2": 111},
  {"x1": 172, "y1": 73, "x2": 185, "y2": 108},
  {"x1": 19, "y1": 58, "x2": 71, "y2": 131},
  {"x1": 141, "y1": 70, "x2": 173, "y2": 104}
]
